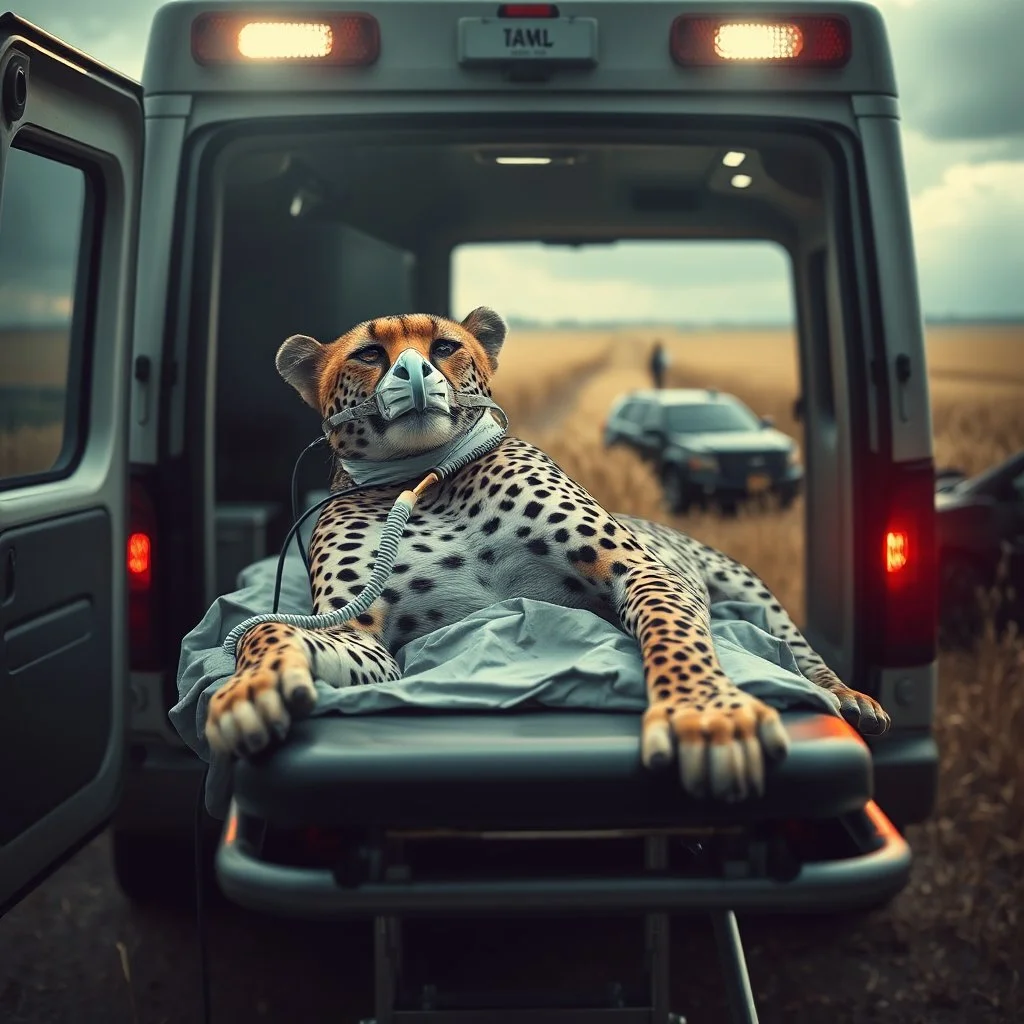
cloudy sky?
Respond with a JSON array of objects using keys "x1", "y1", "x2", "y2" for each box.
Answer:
[{"x1": 5, "y1": 0, "x2": 1024, "y2": 325}]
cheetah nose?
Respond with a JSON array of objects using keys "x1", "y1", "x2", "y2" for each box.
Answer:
[
  {"x1": 375, "y1": 348, "x2": 449, "y2": 421},
  {"x1": 391, "y1": 361, "x2": 435, "y2": 382},
  {"x1": 391, "y1": 348, "x2": 430, "y2": 412}
]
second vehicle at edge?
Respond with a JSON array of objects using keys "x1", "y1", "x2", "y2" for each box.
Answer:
[{"x1": 604, "y1": 388, "x2": 803, "y2": 514}]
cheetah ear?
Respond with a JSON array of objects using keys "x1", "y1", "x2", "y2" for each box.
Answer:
[
  {"x1": 276, "y1": 334, "x2": 326, "y2": 410},
  {"x1": 460, "y1": 306, "x2": 507, "y2": 371}
]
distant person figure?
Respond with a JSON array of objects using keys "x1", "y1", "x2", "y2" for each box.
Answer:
[{"x1": 649, "y1": 340, "x2": 669, "y2": 389}]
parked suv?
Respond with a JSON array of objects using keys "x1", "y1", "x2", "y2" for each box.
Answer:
[{"x1": 604, "y1": 389, "x2": 803, "y2": 513}]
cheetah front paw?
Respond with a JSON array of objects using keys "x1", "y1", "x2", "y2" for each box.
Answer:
[
  {"x1": 641, "y1": 689, "x2": 790, "y2": 802},
  {"x1": 205, "y1": 659, "x2": 317, "y2": 758}
]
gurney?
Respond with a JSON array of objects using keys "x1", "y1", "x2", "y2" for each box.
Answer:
[{"x1": 173, "y1": 552, "x2": 911, "y2": 1024}]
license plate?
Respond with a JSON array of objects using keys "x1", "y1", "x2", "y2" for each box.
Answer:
[
  {"x1": 747, "y1": 473, "x2": 771, "y2": 494},
  {"x1": 458, "y1": 17, "x2": 598, "y2": 68}
]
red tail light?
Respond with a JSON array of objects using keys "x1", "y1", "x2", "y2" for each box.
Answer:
[
  {"x1": 191, "y1": 12, "x2": 380, "y2": 66},
  {"x1": 128, "y1": 477, "x2": 160, "y2": 669},
  {"x1": 875, "y1": 462, "x2": 937, "y2": 666},
  {"x1": 884, "y1": 530, "x2": 908, "y2": 575},
  {"x1": 127, "y1": 532, "x2": 152, "y2": 585},
  {"x1": 670, "y1": 16, "x2": 851, "y2": 67}
]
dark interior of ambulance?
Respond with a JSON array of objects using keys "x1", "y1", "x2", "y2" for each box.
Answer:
[{"x1": 206, "y1": 125, "x2": 842, "y2": 602}]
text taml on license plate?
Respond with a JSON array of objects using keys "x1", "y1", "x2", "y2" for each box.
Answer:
[
  {"x1": 747, "y1": 473, "x2": 771, "y2": 494},
  {"x1": 458, "y1": 17, "x2": 599, "y2": 67}
]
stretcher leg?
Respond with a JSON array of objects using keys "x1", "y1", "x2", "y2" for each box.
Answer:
[
  {"x1": 644, "y1": 837, "x2": 672, "y2": 1023},
  {"x1": 371, "y1": 916, "x2": 401, "y2": 1024},
  {"x1": 711, "y1": 911, "x2": 759, "y2": 1024}
]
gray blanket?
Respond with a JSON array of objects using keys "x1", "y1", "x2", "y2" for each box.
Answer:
[{"x1": 170, "y1": 546, "x2": 841, "y2": 818}]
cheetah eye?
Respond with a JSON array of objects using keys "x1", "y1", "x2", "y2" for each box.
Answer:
[
  {"x1": 431, "y1": 339, "x2": 461, "y2": 359},
  {"x1": 351, "y1": 345, "x2": 386, "y2": 365}
]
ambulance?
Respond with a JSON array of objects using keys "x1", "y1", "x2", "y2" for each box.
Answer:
[{"x1": 0, "y1": 2, "x2": 936, "y2": 929}]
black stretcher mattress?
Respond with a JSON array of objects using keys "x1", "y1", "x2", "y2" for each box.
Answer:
[{"x1": 231, "y1": 710, "x2": 872, "y2": 830}]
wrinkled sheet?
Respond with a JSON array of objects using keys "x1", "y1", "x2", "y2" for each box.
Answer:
[{"x1": 171, "y1": 546, "x2": 841, "y2": 818}]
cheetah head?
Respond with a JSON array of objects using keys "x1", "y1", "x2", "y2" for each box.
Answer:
[{"x1": 275, "y1": 307, "x2": 507, "y2": 461}]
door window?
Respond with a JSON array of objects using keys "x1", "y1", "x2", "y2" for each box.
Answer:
[{"x1": 0, "y1": 142, "x2": 89, "y2": 483}]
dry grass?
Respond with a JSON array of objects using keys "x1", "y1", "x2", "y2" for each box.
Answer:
[
  {"x1": 0, "y1": 423, "x2": 63, "y2": 479},
  {"x1": 930, "y1": 391, "x2": 1024, "y2": 477},
  {"x1": 896, "y1": 621, "x2": 1024, "y2": 945},
  {"x1": 490, "y1": 332, "x2": 616, "y2": 428},
  {"x1": 502, "y1": 322, "x2": 1024, "y2": 1018},
  {"x1": 0, "y1": 328, "x2": 69, "y2": 387},
  {"x1": 1, "y1": 327, "x2": 70, "y2": 478},
  {"x1": 926, "y1": 324, "x2": 1024, "y2": 384}
]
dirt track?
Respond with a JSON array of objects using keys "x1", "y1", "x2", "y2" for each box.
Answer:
[{"x1": 1, "y1": 828, "x2": 1014, "y2": 1023}]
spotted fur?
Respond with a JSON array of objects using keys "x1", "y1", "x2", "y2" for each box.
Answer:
[{"x1": 206, "y1": 308, "x2": 889, "y2": 801}]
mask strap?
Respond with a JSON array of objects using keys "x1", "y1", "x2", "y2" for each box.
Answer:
[
  {"x1": 452, "y1": 392, "x2": 509, "y2": 429},
  {"x1": 322, "y1": 396, "x2": 379, "y2": 435},
  {"x1": 323, "y1": 390, "x2": 507, "y2": 435}
]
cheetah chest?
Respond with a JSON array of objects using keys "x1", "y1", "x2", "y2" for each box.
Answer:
[{"x1": 309, "y1": 497, "x2": 611, "y2": 653}]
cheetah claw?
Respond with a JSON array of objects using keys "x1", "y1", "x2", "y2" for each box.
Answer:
[
  {"x1": 641, "y1": 695, "x2": 790, "y2": 802},
  {"x1": 831, "y1": 685, "x2": 891, "y2": 736},
  {"x1": 204, "y1": 662, "x2": 318, "y2": 758}
]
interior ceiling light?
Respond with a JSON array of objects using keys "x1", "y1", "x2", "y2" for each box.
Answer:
[
  {"x1": 722, "y1": 151, "x2": 746, "y2": 167},
  {"x1": 494, "y1": 156, "x2": 554, "y2": 166},
  {"x1": 474, "y1": 149, "x2": 585, "y2": 167},
  {"x1": 731, "y1": 174, "x2": 753, "y2": 189}
]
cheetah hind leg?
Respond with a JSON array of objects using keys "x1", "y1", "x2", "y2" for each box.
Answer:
[{"x1": 205, "y1": 622, "x2": 401, "y2": 758}]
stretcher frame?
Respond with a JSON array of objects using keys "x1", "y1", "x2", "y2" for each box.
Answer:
[{"x1": 216, "y1": 797, "x2": 910, "y2": 1024}]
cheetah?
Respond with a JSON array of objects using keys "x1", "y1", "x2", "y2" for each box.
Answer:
[{"x1": 205, "y1": 308, "x2": 889, "y2": 802}]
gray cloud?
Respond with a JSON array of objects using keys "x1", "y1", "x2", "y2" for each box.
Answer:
[
  {"x1": 15, "y1": 0, "x2": 163, "y2": 80},
  {"x1": 453, "y1": 243, "x2": 797, "y2": 325},
  {"x1": 17, "y1": 1, "x2": 161, "y2": 39},
  {"x1": 498, "y1": 242, "x2": 790, "y2": 291},
  {"x1": 875, "y1": 0, "x2": 1024, "y2": 142},
  {"x1": 0, "y1": 147, "x2": 85, "y2": 325}
]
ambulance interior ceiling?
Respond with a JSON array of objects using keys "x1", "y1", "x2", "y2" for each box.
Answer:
[
  {"x1": 221, "y1": 133, "x2": 831, "y2": 249},
  {"x1": 213, "y1": 132, "x2": 832, "y2": 513}
]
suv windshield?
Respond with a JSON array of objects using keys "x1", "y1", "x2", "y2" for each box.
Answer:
[{"x1": 664, "y1": 402, "x2": 760, "y2": 434}]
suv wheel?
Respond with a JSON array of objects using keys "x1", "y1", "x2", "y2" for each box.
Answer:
[{"x1": 662, "y1": 467, "x2": 691, "y2": 514}]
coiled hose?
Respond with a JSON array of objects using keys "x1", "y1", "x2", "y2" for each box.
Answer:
[{"x1": 220, "y1": 421, "x2": 506, "y2": 658}]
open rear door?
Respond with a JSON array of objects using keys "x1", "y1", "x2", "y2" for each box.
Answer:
[{"x1": 0, "y1": 14, "x2": 141, "y2": 914}]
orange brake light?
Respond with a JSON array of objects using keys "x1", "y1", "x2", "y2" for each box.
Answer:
[
  {"x1": 670, "y1": 16, "x2": 851, "y2": 67},
  {"x1": 191, "y1": 12, "x2": 380, "y2": 66}
]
